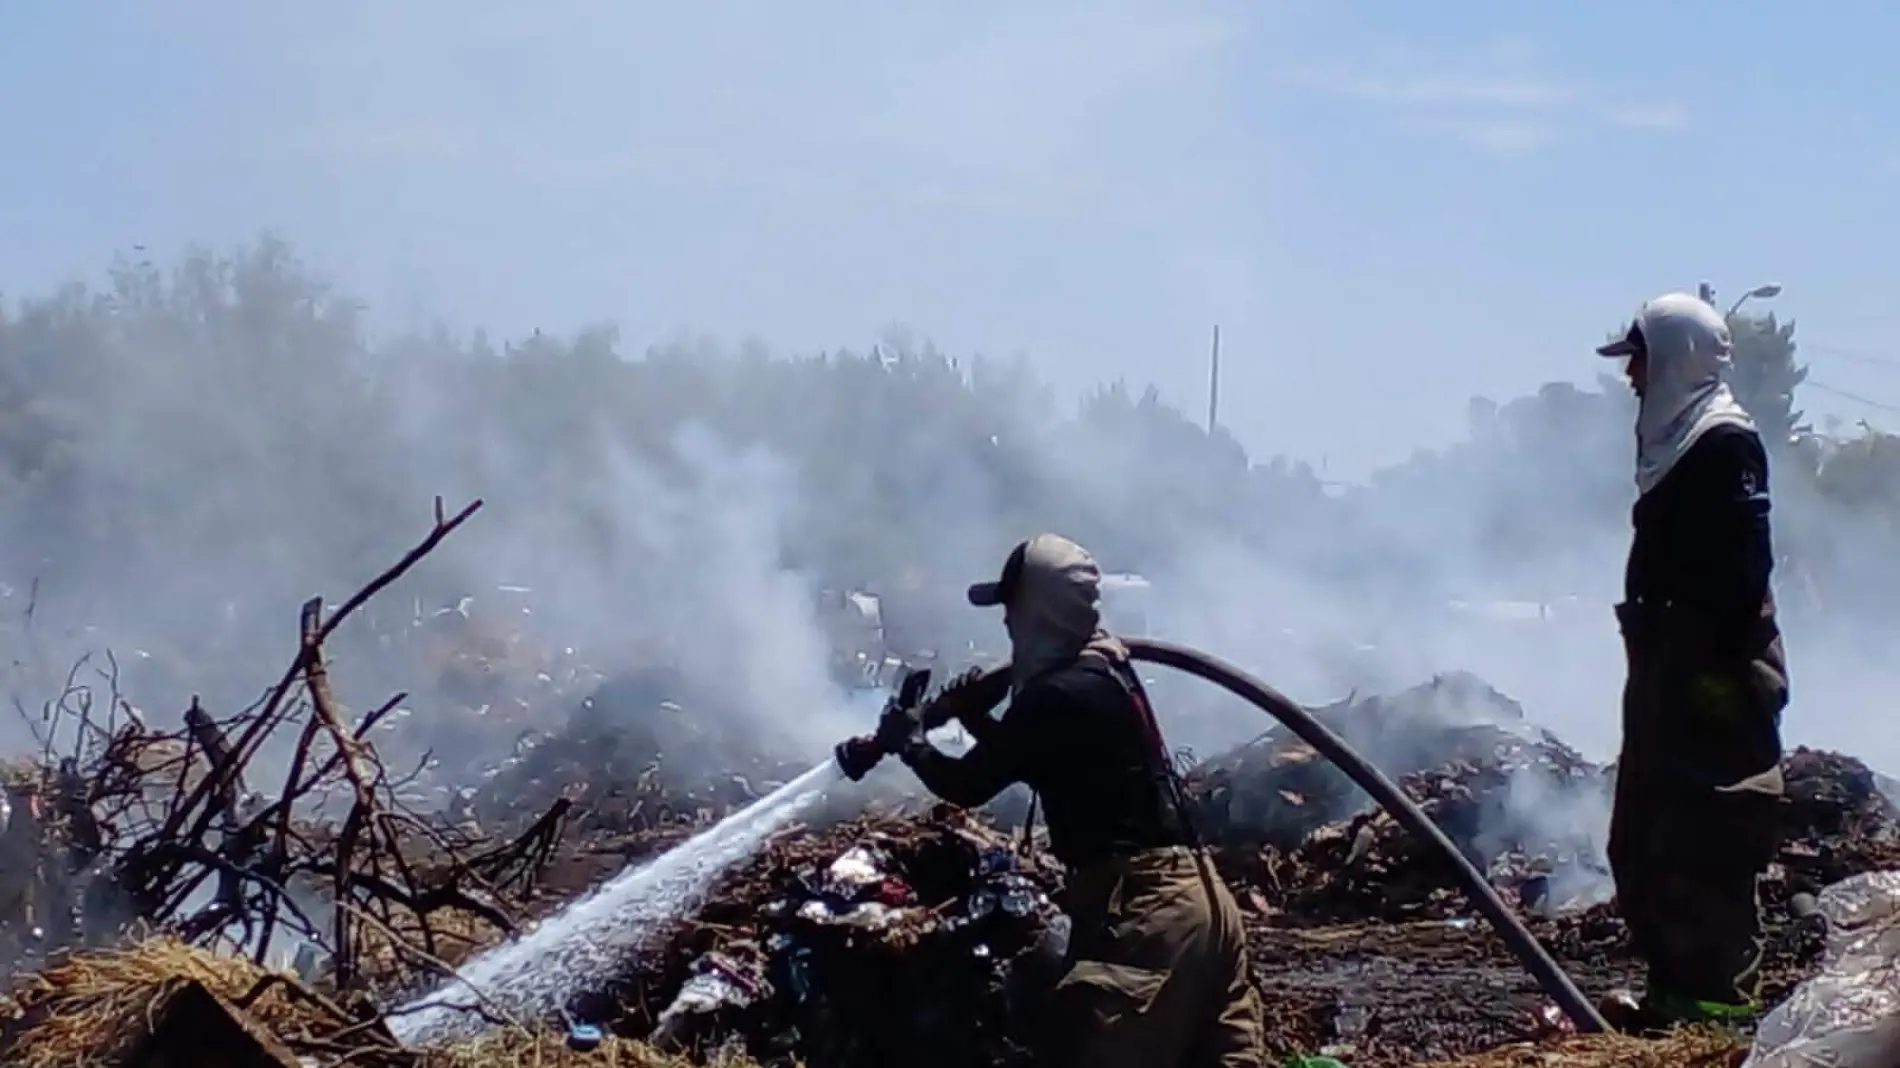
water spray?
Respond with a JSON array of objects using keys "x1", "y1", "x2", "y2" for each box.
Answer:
[
  {"x1": 834, "y1": 636, "x2": 1610, "y2": 1035},
  {"x1": 390, "y1": 761, "x2": 843, "y2": 1046}
]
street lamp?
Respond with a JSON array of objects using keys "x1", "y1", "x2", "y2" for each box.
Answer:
[{"x1": 1727, "y1": 283, "x2": 1783, "y2": 318}]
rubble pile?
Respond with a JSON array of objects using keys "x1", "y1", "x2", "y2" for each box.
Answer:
[
  {"x1": 1181, "y1": 703, "x2": 1900, "y2": 1064},
  {"x1": 1773, "y1": 747, "x2": 1900, "y2": 888},
  {"x1": 1220, "y1": 751, "x2": 1610, "y2": 926},
  {"x1": 468, "y1": 665, "x2": 813, "y2": 842},
  {"x1": 2, "y1": 527, "x2": 1898, "y2": 1068},
  {"x1": 1188, "y1": 672, "x2": 1592, "y2": 850},
  {"x1": 447, "y1": 705, "x2": 1891, "y2": 1067},
  {"x1": 607, "y1": 807, "x2": 1065, "y2": 1068},
  {"x1": 1188, "y1": 672, "x2": 1612, "y2": 925}
]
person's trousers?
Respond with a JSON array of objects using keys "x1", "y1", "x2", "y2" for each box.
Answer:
[
  {"x1": 1046, "y1": 846, "x2": 1263, "y2": 1068},
  {"x1": 1608, "y1": 600, "x2": 1788, "y2": 1011}
]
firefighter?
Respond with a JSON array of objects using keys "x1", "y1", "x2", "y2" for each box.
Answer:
[
  {"x1": 881, "y1": 534, "x2": 1262, "y2": 1067},
  {"x1": 1595, "y1": 293, "x2": 1789, "y2": 1029}
]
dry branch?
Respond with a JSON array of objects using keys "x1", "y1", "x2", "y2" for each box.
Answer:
[{"x1": 0, "y1": 498, "x2": 528, "y2": 1003}]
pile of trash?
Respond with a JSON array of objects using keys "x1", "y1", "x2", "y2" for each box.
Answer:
[
  {"x1": 1774, "y1": 748, "x2": 1900, "y2": 886},
  {"x1": 447, "y1": 668, "x2": 883, "y2": 915},
  {"x1": 611, "y1": 807, "x2": 1066, "y2": 1068},
  {"x1": 459, "y1": 704, "x2": 1895, "y2": 1066}
]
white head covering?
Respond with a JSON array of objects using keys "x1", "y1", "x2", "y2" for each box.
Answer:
[
  {"x1": 967, "y1": 534, "x2": 1129, "y2": 692},
  {"x1": 1598, "y1": 291, "x2": 1757, "y2": 497}
]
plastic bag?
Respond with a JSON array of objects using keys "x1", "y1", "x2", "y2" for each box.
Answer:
[
  {"x1": 1744, "y1": 870, "x2": 1900, "y2": 1068},
  {"x1": 650, "y1": 948, "x2": 769, "y2": 1048}
]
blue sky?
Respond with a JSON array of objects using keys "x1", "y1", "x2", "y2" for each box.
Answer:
[{"x1": 4, "y1": 0, "x2": 1899, "y2": 477}]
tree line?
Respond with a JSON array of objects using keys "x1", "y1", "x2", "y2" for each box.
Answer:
[{"x1": 0, "y1": 238, "x2": 1892, "y2": 698}]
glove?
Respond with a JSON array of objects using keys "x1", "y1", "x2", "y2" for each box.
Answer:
[{"x1": 872, "y1": 700, "x2": 917, "y2": 753}]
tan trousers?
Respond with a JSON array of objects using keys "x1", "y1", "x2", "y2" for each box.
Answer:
[{"x1": 1048, "y1": 846, "x2": 1263, "y2": 1068}]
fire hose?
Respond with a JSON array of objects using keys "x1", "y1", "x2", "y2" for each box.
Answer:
[{"x1": 835, "y1": 636, "x2": 1610, "y2": 1034}]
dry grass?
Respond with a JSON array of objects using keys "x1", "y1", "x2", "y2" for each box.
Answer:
[
  {"x1": 1418, "y1": 1026, "x2": 1749, "y2": 1068},
  {"x1": 414, "y1": 1031, "x2": 761, "y2": 1067},
  {"x1": 0, "y1": 937, "x2": 769, "y2": 1068},
  {"x1": 0, "y1": 937, "x2": 322, "y2": 1068}
]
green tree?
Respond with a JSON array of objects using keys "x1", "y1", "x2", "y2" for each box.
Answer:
[{"x1": 1727, "y1": 311, "x2": 1809, "y2": 456}]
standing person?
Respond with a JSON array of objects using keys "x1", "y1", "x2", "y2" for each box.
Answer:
[
  {"x1": 1595, "y1": 292, "x2": 1789, "y2": 1030},
  {"x1": 880, "y1": 533, "x2": 1262, "y2": 1067}
]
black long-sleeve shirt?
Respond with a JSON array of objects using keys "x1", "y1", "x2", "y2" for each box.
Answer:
[
  {"x1": 1625, "y1": 423, "x2": 1775, "y2": 656},
  {"x1": 897, "y1": 659, "x2": 1191, "y2": 868}
]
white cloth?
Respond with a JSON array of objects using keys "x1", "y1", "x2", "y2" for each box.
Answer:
[
  {"x1": 1003, "y1": 534, "x2": 1128, "y2": 693},
  {"x1": 1624, "y1": 292, "x2": 1758, "y2": 497}
]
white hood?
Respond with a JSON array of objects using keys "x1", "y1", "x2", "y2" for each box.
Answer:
[
  {"x1": 1006, "y1": 534, "x2": 1128, "y2": 693},
  {"x1": 1619, "y1": 292, "x2": 1758, "y2": 497}
]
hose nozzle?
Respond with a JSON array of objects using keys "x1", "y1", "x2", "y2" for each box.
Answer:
[
  {"x1": 834, "y1": 736, "x2": 886, "y2": 782},
  {"x1": 833, "y1": 666, "x2": 933, "y2": 783}
]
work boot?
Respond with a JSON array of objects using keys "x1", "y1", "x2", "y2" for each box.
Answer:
[
  {"x1": 1644, "y1": 986, "x2": 1758, "y2": 1030},
  {"x1": 1595, "y1": 989, "x2": 1661, "y2": 1036},
  {"x1": 1598, "y1": 985, "x2": 1757, "y2": 1036}
]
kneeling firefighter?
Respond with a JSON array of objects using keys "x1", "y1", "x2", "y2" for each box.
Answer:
[
  {"x1": 1596, "y1": 293, "x2": 1789, "y2": 1030},
  {"x1": 879, "y1": 534, "x2": 1263, "y2": 1067}
]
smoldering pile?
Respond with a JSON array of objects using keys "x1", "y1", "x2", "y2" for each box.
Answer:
[
  {"x1": 7, "y1": 568, "x2": 1900, "y2": 1068},
  {"x1": 469, "y1": 666, "x2": 815, "y2": 835},
  {"x1": 1167, "y1": 671, "x2": 1900, "y2": 1066},
  {"x1": 451, "y1": 664, "x2": 822, "y2": 899},
  {"x1": 478, "y1": 667, "x2": 1900, "y2": 1067},
  {"x1": 1216, "y1": 740, "x2": 1900, "y2": 1066},
  {"x1": 437, "y1": 665, "x2": 901, "y2": 926},
  {"x1": 576, "y1": 807, "x2": 1067, "y2": 1068},
  {"x1": 1188, "y1": 672, "x2": 1614, "y2": 924}
]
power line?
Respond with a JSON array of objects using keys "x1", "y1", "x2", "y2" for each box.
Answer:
[
  {"x1": 1803, "y1": 342, "x2": 1900, "y2": 373},
  {"x1": 1806, "y1": 379, "x2": 1900, "y2": 416}
]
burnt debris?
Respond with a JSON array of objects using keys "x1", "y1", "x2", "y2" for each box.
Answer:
[{"x1": 0, "y1": 587, "x2": 1895, "y2": 1068}]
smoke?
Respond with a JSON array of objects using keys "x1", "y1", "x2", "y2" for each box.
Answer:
[
  {"x1": 1, "y1": 241, "x2": 1897, "y2": 924},
  {"x1": 0, "y1": 258, "x2": 885, "y2": 789}
]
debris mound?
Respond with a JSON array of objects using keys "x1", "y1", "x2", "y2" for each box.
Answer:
[
  {"x1": 5, "y1": 568, "x2": 1899, "y2": 1068},
  {"x1": 1189, "y1": 671, "x2": 1591, "y2": 848},
  {"x1": 601, "y1": 806, "x2": 1065, "y2": 1068},
  {"x1": 1189, "y1": 672, "x2": 1611, "y2": 925},
  {"x1": 471, "y1": 666, "x2": 813, "y2": 841},
  {"x1": 1775, "y1": 746, "x2": 1900, "y2": 890},
  {"x1": 1172, "y1": 676, "x2": 1900, "y2": 1066}
]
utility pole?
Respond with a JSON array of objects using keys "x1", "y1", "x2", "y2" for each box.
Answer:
[{"x1": 1206, "y1": 324, "x2": 1221, "y2": 434}]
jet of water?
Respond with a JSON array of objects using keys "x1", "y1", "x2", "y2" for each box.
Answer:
[{"x1": 390, "y1": 759, "x2": 843, "y2": 1045}]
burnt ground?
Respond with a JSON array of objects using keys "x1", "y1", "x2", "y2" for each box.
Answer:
[
  {"x1": 6, "y1": 659, "x2": 1887, "y2": 1068},
  {"x1": 467, "y1": 661, "x2": 1892, "y2": 1056}
]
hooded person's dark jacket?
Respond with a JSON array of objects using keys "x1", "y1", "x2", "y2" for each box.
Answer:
[{"x1": 1624, "y1": 421, "x2": 1774, "y2": 655}]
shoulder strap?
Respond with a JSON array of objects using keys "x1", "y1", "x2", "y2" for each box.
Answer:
[{"x1": 1081, "y1": 650, "x2": 1205, "y2": 849}]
